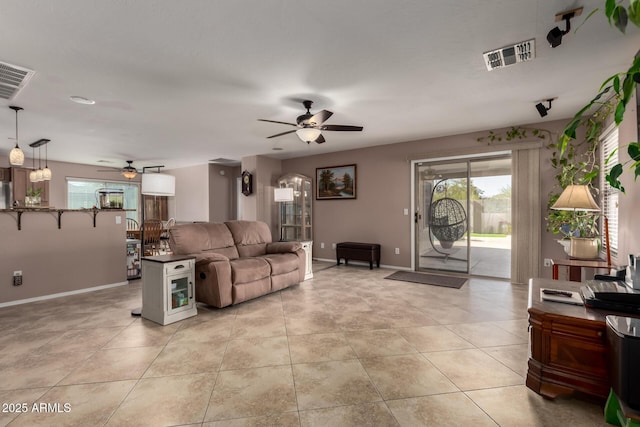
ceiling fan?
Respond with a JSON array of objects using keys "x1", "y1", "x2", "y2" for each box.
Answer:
[
  {"x1": 258, "y1": 100, "x2": 363, "y2": 144},
  {"x1": 98, "y1": 160, "x2": 140, "y2": 179}
]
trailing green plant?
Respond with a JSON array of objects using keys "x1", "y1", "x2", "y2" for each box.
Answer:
[
  {"x1": 477, "y1": 126, "x2": 551, "y2": 144},
  {"x1": 546, "y1": 104, "x2": 612, "y2": 238},
  {"x1": 560, "y1": 0, "x2": 640, "y2": 193}
]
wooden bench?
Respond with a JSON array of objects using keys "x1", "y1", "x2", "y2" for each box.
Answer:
[{"x1": 336, "y1": 242, "x2": 381, "y2": 270}]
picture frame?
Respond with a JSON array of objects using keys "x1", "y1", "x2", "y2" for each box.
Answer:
[{"x1": 316, "y1": 164, "x2": 357, "y2": 200}]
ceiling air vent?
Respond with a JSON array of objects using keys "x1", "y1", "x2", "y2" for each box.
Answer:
[
  {"x1": 0, "y1": 61, "x2": 35, "y2": 100},
  {"x1": 483, "y1": 39, "x2": 535, "y2": 71}
]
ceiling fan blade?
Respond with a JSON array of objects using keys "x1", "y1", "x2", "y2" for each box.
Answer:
[
  {"x1": 320, "y1": 124, "x2": 363, "y2": 132},
  {"x1": 267, "y1": 129, "x2": 297, "y2": 139},
  {"x1": 308, "y1": 110, "x2": 333, "y2": 126},
  {"x1": 315, "y1": 134, "x2": 326, "y2": 144},
  {"x1": 258, "y1": 119, "x2": 297, "y2": 127}
]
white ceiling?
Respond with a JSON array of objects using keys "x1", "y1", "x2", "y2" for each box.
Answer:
[{"x1": 1, "y1": 0, "x2": 638, "y2": 171}]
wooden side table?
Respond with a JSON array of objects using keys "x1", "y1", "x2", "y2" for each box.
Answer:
[
  {"x1": 551, "y1": 258, "x2": 613, "y2": 282},
  {"x1": 527, "y1": 278, "x2": 640, "y2": 402}
]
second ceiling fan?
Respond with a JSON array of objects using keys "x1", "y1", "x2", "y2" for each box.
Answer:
[{"x1": 258, "y1": 100, "x2": 363, "y2": 144}]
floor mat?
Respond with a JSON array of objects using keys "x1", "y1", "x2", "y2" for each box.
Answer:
[{"x1": 384, "y1": 271, "x2": 467, "y2": 289}]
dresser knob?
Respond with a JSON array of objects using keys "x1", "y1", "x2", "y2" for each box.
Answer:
[{"x1": 597, "y1": 331, "x2": 603, "y2": 337}]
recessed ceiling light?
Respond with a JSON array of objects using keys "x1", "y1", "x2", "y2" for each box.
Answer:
[{"x1": 70, "y1": 96, "x2": 95, "y2": 105}]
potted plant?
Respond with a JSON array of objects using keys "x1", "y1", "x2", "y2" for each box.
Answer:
[{"x1": 25, "y1": 188, "x2": 42, "y2": 207}]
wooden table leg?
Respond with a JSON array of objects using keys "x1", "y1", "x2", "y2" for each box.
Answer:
[{"x1": 553, "y1": 265, "x2": 559, "y2": 280}]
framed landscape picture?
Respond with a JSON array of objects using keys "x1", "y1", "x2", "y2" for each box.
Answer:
[{"x1": 316, "y1": 164, "x2": 357, "y2": 200}]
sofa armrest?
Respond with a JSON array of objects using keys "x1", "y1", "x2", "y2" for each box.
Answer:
[
  {"x1": 194, "y1": 252, "x2": 229, "y2": 265},
  {"x1": 195, "y1": 257, "x2": 233, "y2": 308},
  {"x1": 266, "y1": 241, "x2": 302, "y2": 254}
]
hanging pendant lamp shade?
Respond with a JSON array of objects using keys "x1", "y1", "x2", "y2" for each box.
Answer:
[
  {"x1": 42, "y1": 143, "x2": 52, "y2": 180},
  {"x1": 9, "y1": 106, "x2": 25, "y2": 166},
  {"x1": 42, "y1": 167, "x2": 52, "y2": 180}
]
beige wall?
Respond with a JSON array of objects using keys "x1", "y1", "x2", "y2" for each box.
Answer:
[
  {"x1": 167, "y1": 164, "x2": 209, "y2": 222},
  {"x1": 240, "y1": 155, "x2": 282, "y2": 238},
  {"x1": 209, "y1": 164, "x2": 240, "y2": 222},
  {"x1": 0, "y1": 210, "x2": 127, "y2": 305}
]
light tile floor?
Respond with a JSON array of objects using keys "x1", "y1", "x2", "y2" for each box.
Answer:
[{"x1": 0, "y1": 264, "x2": 610, "y2": 426}]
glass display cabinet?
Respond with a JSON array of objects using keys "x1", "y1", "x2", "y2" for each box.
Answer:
[
  {"x1": 277, "y1": 173, "x2": 313, "y2": 280},
  {"x1": 277, "y1": 173, "x2": 312, "y2": 242}
]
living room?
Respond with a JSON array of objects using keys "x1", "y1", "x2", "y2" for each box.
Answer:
[{"x1": 2, "y1": 1, "x2": 640, "y2": 426}]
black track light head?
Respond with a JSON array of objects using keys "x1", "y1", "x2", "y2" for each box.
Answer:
[
  {"x1": 547, "y1": 7, "x2": 583, "y2": 48},
  {"x1": 535, "y1": 99, "x2": 554, "y2": 117}
]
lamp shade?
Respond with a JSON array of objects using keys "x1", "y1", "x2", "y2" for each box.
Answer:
[
  {"x1": 122, "y1": 170, "x2": 137, "y2": 180},
  {"x1": 9, "y1": 146, "x2": 24, "y2": 166},
  {"x1": 141, "y1": 173, "x2": 175, "y2": 196},
  {"x1": 274, "y1": 187, "x2": 294, "y2": 202},
  {"x1": 551, "y1": 185, "x2": 600, "y2": 211},
  {"x1": 296, "y1": 128, "x2": 321, "y2": 143},
  {"x1": 42, "y1": 167, "x2": 52, "y2": 181}
]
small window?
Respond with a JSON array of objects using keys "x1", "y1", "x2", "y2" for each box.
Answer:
[{"x1": 600, "y1": 124, "x2": 619, "y2": 255}]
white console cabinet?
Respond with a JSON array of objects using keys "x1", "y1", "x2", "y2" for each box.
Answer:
[{"x1": 142, "y1": 254, "x2": 196, "y2": 325}]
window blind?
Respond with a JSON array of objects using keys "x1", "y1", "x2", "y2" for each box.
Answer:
[{"x1": 600, "y1": 124, "x2": 619, "y2": 255}]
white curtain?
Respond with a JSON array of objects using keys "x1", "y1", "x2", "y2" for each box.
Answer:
[{"x1": 511, "y1": 147, "x2": 541, "y2": 284}]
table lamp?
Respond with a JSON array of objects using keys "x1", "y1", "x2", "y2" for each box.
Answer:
[{"x1": 551, "y1": 184, "x2": 610, "y2": 264}]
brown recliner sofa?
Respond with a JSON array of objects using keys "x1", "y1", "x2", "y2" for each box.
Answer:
[{"x1": 168, "y1": 220, "x2": 305, "y2": 308}]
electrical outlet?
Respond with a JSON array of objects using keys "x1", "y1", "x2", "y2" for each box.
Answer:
[
  {"x1": 395, "y1": 248, "x2": 400, "y2": 255},
  {"x1": 321, "y1": 242, "x2": 325, "y2": 249},
  {"x1": 543, "y1": 258, "x2": 552, "y2": 267},
  {"x1": 13, "y1": 271, "x2": 22, "y2": 286},
  {"x1": 332, "y1": 243, "x2": 336, "y2": 250}
]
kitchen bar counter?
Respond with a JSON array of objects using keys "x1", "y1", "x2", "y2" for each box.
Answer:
[{"x1": 0, "y1": 208, "x2": 133, "y2": 230}]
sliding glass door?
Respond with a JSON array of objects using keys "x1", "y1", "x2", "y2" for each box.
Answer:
[{"x1": 414, "y1": 155, "x2": 511, "y2": 279}]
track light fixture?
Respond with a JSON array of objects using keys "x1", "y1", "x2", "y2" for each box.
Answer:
[
  {"x1": 535, "y1": 99, "x2": 554, "y2": 117},
  {"x1": 547, "y1": 7, "x2": 583, "y2": 48}
]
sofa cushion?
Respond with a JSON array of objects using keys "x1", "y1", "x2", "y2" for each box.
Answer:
[
  {"x1": 170, "y1": 223, "x2": 239, "y2": 259},
  {"x1": 229, "y1": 257, "x2": 270, "y2": 284},
  {"x1": 262, "y1": 253, "x2": 300, "y2": 275},
  {"x1": 225, "y1": 220, "x2": 272, "y2": 258}
]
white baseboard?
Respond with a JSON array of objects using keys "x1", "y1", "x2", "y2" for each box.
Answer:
[
  {"x1": 313, "y1": 257, "x2": 411, "y2": 271},
  {"x1": 0, "y1": 281, "x2": 130, "y2": 308}
]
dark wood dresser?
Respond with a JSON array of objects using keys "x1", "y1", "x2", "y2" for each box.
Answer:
[{"x1": 527, "y1": 278, "x2": 640, "y2": 402}]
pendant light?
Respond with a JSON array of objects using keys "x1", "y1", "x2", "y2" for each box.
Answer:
[
  {"x1": 8, "y1": 106, "x2": 25, "y2": 166},
  {"x1": 35, "y1": 146, "x2": 43, "y2": 181},
  {"x1": 42, "y1": 142, "x2": 52, "y2": 180},
  {"x1": 29, "y1": 146, "x2": 37, "y2": 182}
]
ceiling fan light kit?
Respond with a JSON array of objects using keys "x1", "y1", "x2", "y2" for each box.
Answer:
[
  {"x1": 296, "y1": 128, "x2": 322, "y2": 144},
  {"x1": 259, "y1": 100, "x2": 363, "y2": 145}
]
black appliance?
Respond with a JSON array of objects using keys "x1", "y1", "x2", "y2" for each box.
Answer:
[{"x1": 606, "y1": 315, "x2": 640, "y2": 410}]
